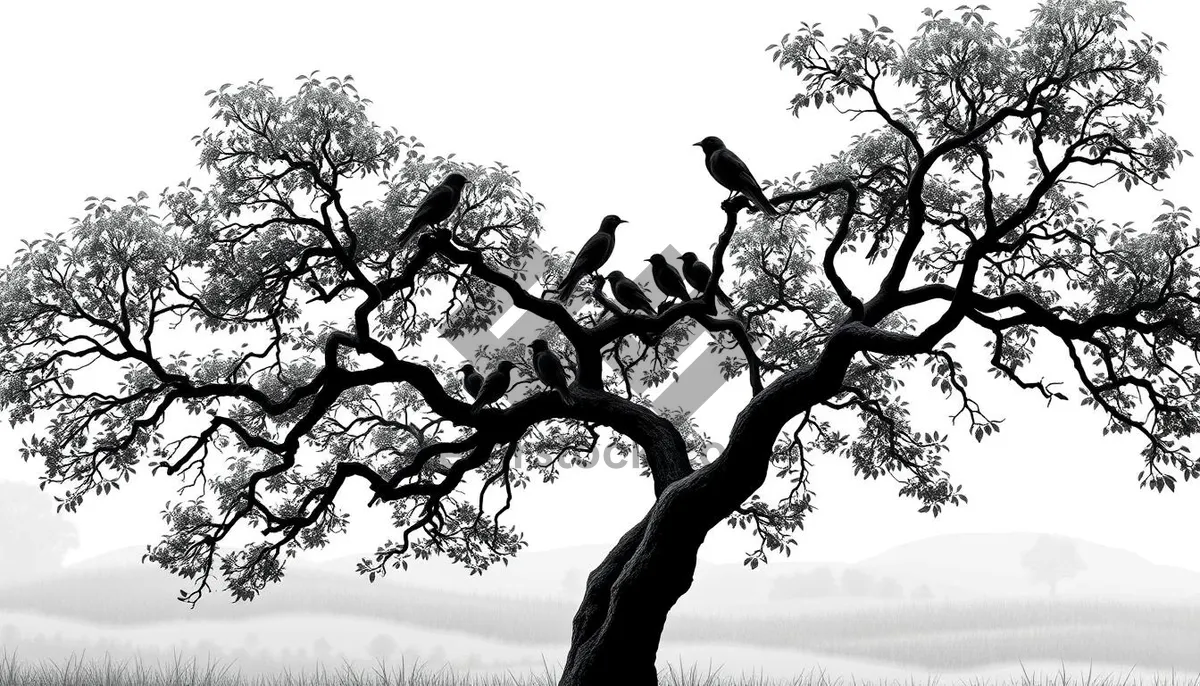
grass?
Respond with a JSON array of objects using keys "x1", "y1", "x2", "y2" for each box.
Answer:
[{"x1": 1, "y1": 652, "x2": 1199, "y2": 686}]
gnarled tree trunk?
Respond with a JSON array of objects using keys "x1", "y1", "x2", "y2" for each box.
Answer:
[{"x1": 559, "y1": 340, "x2": 855, "y2": 685}]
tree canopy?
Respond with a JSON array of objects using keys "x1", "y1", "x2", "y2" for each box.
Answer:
[{"x1": 0, "y1": 8, "x2": 1195, "y2": 675}]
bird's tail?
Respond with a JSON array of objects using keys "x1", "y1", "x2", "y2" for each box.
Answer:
[
  {"x1": 396, "y1": 219, "x2": 427, "y2": 251},
  {"x1": 746, "y1": 186, "x2": 780, "y2": 217},
  {"x1": 553, "y1": 275, "x2": 579, "y2": 303},
  {"x1": 716, "y1": 287, "x2": 736, "y2": 310}
]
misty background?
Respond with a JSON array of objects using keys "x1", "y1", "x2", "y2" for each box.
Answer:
[
  {"x1": 2, "y1": 477, "x2": 1198, "y2": 678},
  {"x1": 2, "y1": 0, "x2": 1200, "y2": 680}
]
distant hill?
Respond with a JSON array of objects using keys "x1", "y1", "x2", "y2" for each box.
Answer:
[
  {"x1": 851, "y1": 532, "x2": 1200, "y2": 600},
  {"x1": 9, "y1": 532, "x2": 1200, "y2": 672},
  {"x1": 51, "y1": 532, "x2": 1200, "y2": 620}
]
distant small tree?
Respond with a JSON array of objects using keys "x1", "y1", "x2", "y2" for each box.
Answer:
[
  {"x1": 876, "y1": 576, "x2": 903, "y2": 599},
  {"x1": 562, "y1": 568, "x2": 584, "y2": 597},
  {"x1": 770, "y1": 565, "x2": 838, "y2": 599},
  {"x1": 1022, "y1": 535, "x2": 1085, "y2": 596},
  {"x1": 840, "y1": 568, "x2": 875, "y2": 597},
  {"x1": 367, "y1": 633, "x2": 397, "y2": 662},
  {"x1": 0, "y1": 482, "x2": 77, "y2": 585},
  {"x1": 911, "y1": 584, "x2": 935, "y2": 601},
  {"x1": 0, "y1": 624, "x2": 18, "y2": 647}
]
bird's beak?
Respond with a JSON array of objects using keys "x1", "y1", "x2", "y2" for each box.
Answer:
[
  {"x1": 693, "y1": 141, "x2": 702, "y2": 147},
  {"x1": 644, "y1": 258, "x2": 651, "y2": 263},
  {"x1": 618, "y1": 219, "x2": 628, "y2": 224}
]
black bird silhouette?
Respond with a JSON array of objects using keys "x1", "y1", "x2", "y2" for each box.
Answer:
[
  {"x1": 694, "y1": 137, "x2": 779, "y2": 217},
  {"x1": 551, "y1": 215, "x2": 627, "y2": 303},
  {"x1": 680, "y1": 252, "x2": 735, "y2": 309},
  {"x1": 646, "y1": 254, "x2": 691, "y2": 303},
  {"x1": 605, "y1": 270, "x2": 657, "y2": 316},
  {"x1": 457, "y1": 363, "x2": 484, "y2": 399},
  {"x1": 529, "y1": 340, "x2": 573, "y2": 405},
  {"x1": 471, "y1": 360, "x2": 518, "y2": 412},
  {"x1": 396, "y1": 172, "x2": 470, "y2": 248}
]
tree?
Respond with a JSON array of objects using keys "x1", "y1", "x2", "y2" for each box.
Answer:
[
  {"x1": 0, "y1": 481, "x2": 78, "y2": 586},
  {"x1": 367, "y1": 633, "x2": 398, "y2": 662},
  {"x1": 0, "y1": 2, "x2": 1196, "y2": 683},
  {"x1": 840, "y1": 568, "x2": 876, "y2": 597},
  {"x1": 876, "y1": 575, "x2": 904, "y2": 600},
  {"x1": 769, "y1": 565, "x2": 838, "y2": 599},
  {"x1": 1022, "y1": 535, "x2": 1086, "y2": 595}
]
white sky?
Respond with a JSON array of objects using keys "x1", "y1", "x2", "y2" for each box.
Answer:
[{"x1": 1, "y1": 0, "x2": 1199, "y2": 574}]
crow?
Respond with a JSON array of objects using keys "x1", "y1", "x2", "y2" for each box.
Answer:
[
  {"x1": 605, "y1": 271, "x2": 657, "y2": 316},
  {"x1": 396, "y1": 172, "x2": 470, "y2": 248},
  {"x1": 529, "y1": 339, "x2": 573, "y2": 405},
  {"x1": 646, "y1": 253, "x2": 691, "y2": 303},
  {"x1": 457, "y1": 363, "x2": 484, "y2": 399},
  {"x1": 694, "y1": 137, "x2": 779, "y2": 216},
  {"x1": 679, "y1": 251, "x2": 735, "y2": 309},
  {"x1": 551, "y1": 215, "x2": 627, "y2": 302},
  {"x1": 471, "y1": 360, "x2": 518, "y2": 412}
]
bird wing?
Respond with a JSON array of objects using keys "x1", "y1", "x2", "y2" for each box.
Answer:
[
  {"x1": 411, "y1": 184, "x2": 455, "y2": 226},
  {"x1": 618, "y1": 279, "x2": 656, "y2": 314},
  {"x1": 690, "y1": 262, "x2": 713, "y2": 291},
  {"x1": 710, "y1": 149, "x2": 761, "y2": 194},
  {"x1": 465, "y1": 373, "x2": 483, "y2": 398},
  {"x1": 535, "y1": 352, "x2": 569, "y2": 388},
  {"x1": 574, "y1": 231, "x2": 614, "y2": 271},
  {"x1": 660, "y1": 263, "x2": 690, "y2": 299},
  {"x1": 554, "y1": 232, "x2": 613, "y2": 300},
  {"x1": 474, "y1": 372, "x2": 507, "y2": 406},
  {"x1": 715, "y1": 150, "x2": 778, "y2": 215}
]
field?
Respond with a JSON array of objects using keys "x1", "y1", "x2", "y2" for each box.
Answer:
[
  {"x1": 5, "y1": 598, "x2": 1199, "y2": 674},
  {"x1": 1, "y1": 652, "x2": 1199, "y2": 686},
  {"x1": 4, "y1": 562, "x2": 1199, "y2": 682}
]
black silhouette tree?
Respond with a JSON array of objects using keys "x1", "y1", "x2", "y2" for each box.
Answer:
[
  {"x1": 1022, "y1": 535, "x2": 1086, "y2": 595},
  {"x1": 1, "y1": 2, "x2": 1197, "y2": 683}
]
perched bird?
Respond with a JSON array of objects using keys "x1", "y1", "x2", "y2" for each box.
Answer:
[
  {"x1": 693, "y1": 137, "x2": 779, "y2": 217},
  {"x1": 605, "y1": 271, "x2": 657, "y2": 316},
  {"x1": 456, "y1": 363, "x2": 484, "y2": 400},
  {"x1": 529, "y1": 339, "x2": 573, "y2": 405},
  {"x1": 646, "y1": 254, "x2": 691, "y2": 303},
  {"x1": 471, "y1": 360, "x2": 518, "y2": 412},
  {"x1": 551, "y1": 215, "x2": 627, "y2": 302},
  {"x1": 680, "y1": 252, "x2": 735, "y2": 309},
  {"x1": 396, "y1": 172, "x2": 470, "y2": 248}
]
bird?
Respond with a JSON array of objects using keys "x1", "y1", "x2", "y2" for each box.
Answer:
[
  {"x1": 471, "y1": 360, "x2": 518, "y2": 412},
  {"x1": 551, "y1": 215, "x2": 627, "y2": 303},
  {"x1": 396, "y1": 172, "x2": 470, "y2": 248},
  {"x1": 680, "y1": 252, "x2": 735, "y2": 309},
  {"x1": 605, "y1": 271, "x2": 657, "y2": 316},
  {"x1": 529, "y1": 340, "x2": 573, "y2": 405},
  {"x1": 693, "y1": 137, "x2": 779, "y2": 217},
  {"x1": 646, "y1": 254, "x2": 691, "y2": 303},
  {"x1": 456, "y1": 363, "x2": 484, "y2": 399}
]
